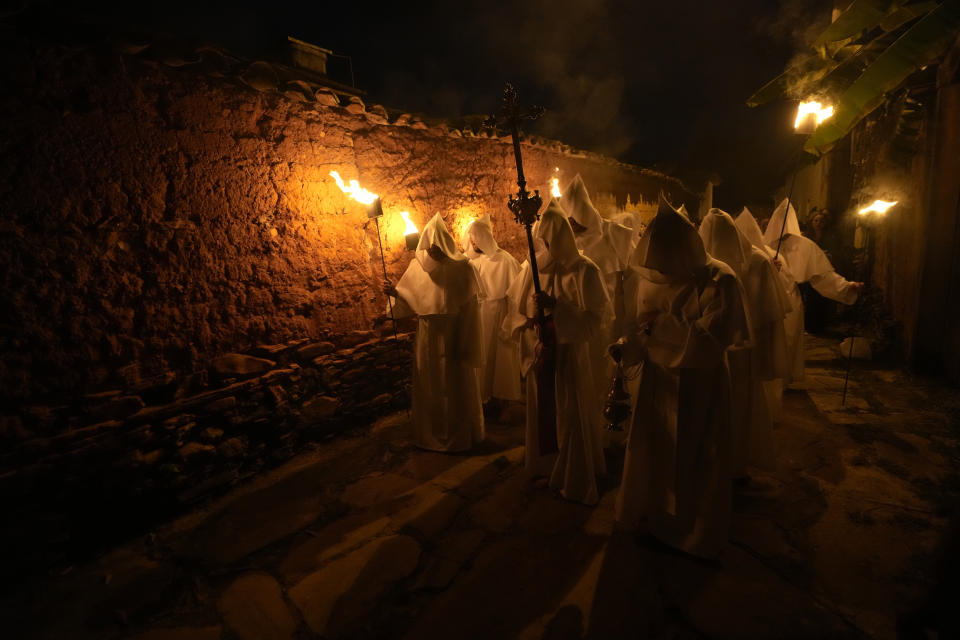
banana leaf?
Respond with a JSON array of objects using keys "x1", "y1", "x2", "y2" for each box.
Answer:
[
  {"x1": 805, "y1": 0, "x2": 960, "y2": 154},
  {"x1": 746, "y1": 71, "x2": 790, "y2": 107},
  {"x1": 815, "y1": 0, "x2": 898, "y2": 46},
  {"x1": 880, "y1": 1, "x2": 940, "y2": 31}
]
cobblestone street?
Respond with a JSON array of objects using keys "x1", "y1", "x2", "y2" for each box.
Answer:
[{"x1": 6, "y1": 336, "x2": 960, "y2": 640}]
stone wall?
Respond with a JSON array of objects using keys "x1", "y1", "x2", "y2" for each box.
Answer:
[{"x1": 0, "y1": 29, "x2": 691, "y2": 574}]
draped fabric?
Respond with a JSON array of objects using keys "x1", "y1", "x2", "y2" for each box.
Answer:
[
  {"x1": 503, "y1": 204, "x2": 609, "y2": 505},
  {"x1": 391, "y1": 213, "x2": 484, "y2": 452},
  {"x1": 762, "y1": 200, "x2": 859, "y2": 303},
  {"x1": 561, "y1": 174, "x2": 622, "y2": 275},
  {"x1": 396, "y1": 213, "x2": 482, "y2": 317},
  {"x1": 461, "y1": 216, "x2": 523, "y2": 402},
  {"x1": 700, "y1": 208, "x2": 782, "y2": 475},
  {"x1": 737, "y1": 207, "x2": 806, "y2": 386},
  {"x1": 615, "y1": 200, "x2": 748, "y2": 558},
  {"x1": 558, "y1": 176, "x2": 621, "y2": 410}
]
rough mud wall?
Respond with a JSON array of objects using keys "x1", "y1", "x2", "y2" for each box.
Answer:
[{"x1": 0, "y1": 36, "x2": 689, "y2": 409}]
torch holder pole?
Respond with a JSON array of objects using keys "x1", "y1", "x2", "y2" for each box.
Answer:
[
  {"x1": 775, "y1": 145, "x2": 806, "y2": 260},
  {"x1": 841, "y1": 221, "x2": 873, "y2": 406},
  {"x1": 369, "y1": 199, "x2": 410, "y2": 417}
]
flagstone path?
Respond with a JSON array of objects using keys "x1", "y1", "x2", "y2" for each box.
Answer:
[{"x1": 5, "y1": 336, "x2": 959, "y2": 640}]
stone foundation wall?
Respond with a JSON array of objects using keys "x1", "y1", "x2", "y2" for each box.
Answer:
[{"x1": 0, "y1": 29, "x2": 692, "y2": 573}]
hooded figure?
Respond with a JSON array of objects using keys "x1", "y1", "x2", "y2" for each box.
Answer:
[
  {"x1": 736, "y1": 208, "x2": 803, "y2": 421},
  {"x1": 700, "y1": 209, "x2": 790, "y2": 476},
  {"x1": 762, "y1": 199, "x2": 861, "y2": 381},
  {"x1": 503, "y1": 201, "x2": 611, "y2": 505},
  {"x1": 389, "y1": 213, "x2": 485, "y2": 452},
  {"x1": 611, "y1": 210, "x2": 647, "y2": 248},
  {"x1": 560, "y1": 175, "x2": 625, "y2": 407},
  {"x1": 614, "y1": 197, "x2": 750, "y2": 558},
  {"x1": 461, "y1": 215, "x2": 523, "y2": 404},
  {"x1": 561, "y1": 175, "x2": 628, "y2": 279}
]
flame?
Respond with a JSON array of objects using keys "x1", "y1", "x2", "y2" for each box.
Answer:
[
  {"x1": 551, "y1": 177, "x2": 561, "y2": 198},
  {"x1": 329, "y1": 170, "x2": 378, "y2": 205},
  {"x1": 399, "y1": 210, "x2": 419, "y2": 235},
  {"x1": 794, "y1": 101, "x2": 834, "y2": 129},
  {"x1": 858, "y1": 200, "x2": 898, "y2": 216}
]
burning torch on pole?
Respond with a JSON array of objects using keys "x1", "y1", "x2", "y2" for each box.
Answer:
[
  {"x1": 329, "y1": 170, "x2": 419, "y2": 351},
  {"x1": 841, "y1": 198, "x2": 897, "y2": 405},
  {"x1": 774, "y1": 100, "x2": 835, "y2": 259}
]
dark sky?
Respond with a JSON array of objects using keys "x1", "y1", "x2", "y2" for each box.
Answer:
[{"x1": 28, "y1": 0, "x2": 833, "y2": 208}]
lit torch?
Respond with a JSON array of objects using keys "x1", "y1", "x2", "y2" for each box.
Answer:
[
  {"x1": 858, "y1": 200, "x2": 897, "y2": 216},
  {"x1": 775, "y1": 99, "x2": 835, "y2": 259},
  {"x1": 399, "y1": 211, "x2": 420, "y2": 250},
  {"x1": 551, "y1": 167, "x2": 561, "y2": 198},
  {"x1": 794, "y1": 100, "x2": 834, "y2": 134},
  {"x1": 329, "y1": 171, "x2": 418, "y2": 355}
]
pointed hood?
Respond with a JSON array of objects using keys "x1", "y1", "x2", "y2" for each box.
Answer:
[
  {"x1": 699, "y1": 208, "x2": 751, "y2": 277},
  {"x1": 631, "y1": 194, "x2": 707, "y2": 278},
  {"x1": 395, "y1": 213, "x2": 480, "y2": 316},
  {"x1": 763, "y1": 198, "x2": 802, "y2": 246},
  {"x1": 416, "y1": 213, "x2": 466, "y2": 273},
  {"x1": 536, "y1": 199, "x2": 580, "y2": 271},
  {"x1": 460, "y1": 215, "x2": 499, "y2": 259},
  {"x1": 735, "y1": 207, "x2": 769, "y2": 254},
  {"x1": 561, "y1": 174, "x2": 603, "y2": 236}
]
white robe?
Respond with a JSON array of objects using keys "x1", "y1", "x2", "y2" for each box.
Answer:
[
  {"x1": 738, "y1": 207, "x2": 806, "y2": 401},
  {"x1": 504, "y1": 202, "x2": 610, "y2": 505},
  {"x1": 762, "y1": 200, "x2": 859, "y2": 383},
  {"x1": 700, "y1": 209, "x2": 789, "y2": 474},
  {"x1": 559, "y1": 175, "x2": 622, "y2": 405},
  {"x1": 616, "y1": 200, "x2": 750, "y2": 558},
  {"x1": 462, "y1": 216, "x2": 523, "y2": 402},
  {"x1": 392, "y1": 214, "x2": 484, "y2": 452}
]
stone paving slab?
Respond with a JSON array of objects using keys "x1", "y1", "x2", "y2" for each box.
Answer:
[
  {"x1": 289, "y1": 534, "x2": 421, "y2": 637},
  {"x1": 6, "y1": 337, "x2": 960, "y2": 640},
  {"x1": 217, "y1": 573, "x2": 298, "y2": 640}
]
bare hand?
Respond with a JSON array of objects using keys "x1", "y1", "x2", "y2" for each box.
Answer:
[
  {"x1": 383, "y1": 280, "x2": 398, "y2": 297},
  {"x1": 850, "y1": 282, "x2": 865, "y2": 294},
  {"x1": 427, "y1": 245, "x2": 446, "y2": 262},
  {"x1": 772, "y1": 258, "x2": 783, "y2": 271},
  {"x1": 534, "y1": 292, "x2": 556, "y2": 311}
]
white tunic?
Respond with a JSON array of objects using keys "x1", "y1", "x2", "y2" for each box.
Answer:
[
  {"x1": 616, "y1": 201, "x2": 750, "y2": 558},
  {"x1": 461, "y1": 216, "x2": 523, "y2": 402},
  {"x1": 701, "y1": 209, "x2": 788, "y2": 475},
  {"x1": 392, "y1": 214, "x2": 484, "y2": 452},
  {"x1": 504, "y1": 201, "x2": 610, "y2": 505},
  {"x1": 559, "y1": 176, "x2": 623, "y2": 406},
  {"x1": 762, "y1": 200, "x2": 860, "y2": 383}
]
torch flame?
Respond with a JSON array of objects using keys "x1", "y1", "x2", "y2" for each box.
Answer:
[
  {"x1": 858, "y1": 200, "x2": 898, "y2": 216},
  {"x1": 399, "y1": 210, "x2": 419, "y2": 235},
  {"x1": 329, "y1": 170, "x2": 378, "y2": 205},
  {"x1": 794, "y1": 101, "x2": 834, "y2": 129},
  {"x1": 551, "y1": 178, "x2": 561, "y2": 198}
]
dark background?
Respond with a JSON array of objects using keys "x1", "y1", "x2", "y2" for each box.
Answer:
[{"x1": 7, "y1": 0, "x2": 833, "y2": 209}]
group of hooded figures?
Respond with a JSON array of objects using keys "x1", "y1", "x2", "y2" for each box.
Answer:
[{"x1": 386, "y1": 175, "x2": 862, "y2": 559}]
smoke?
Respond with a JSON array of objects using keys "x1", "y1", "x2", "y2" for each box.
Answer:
[
  {"x1": 751, "y1": 0, "x2": 835, "y2": 99},
  {"x1": 462, "y1": 0, "x2": 636, "y2": 157}
]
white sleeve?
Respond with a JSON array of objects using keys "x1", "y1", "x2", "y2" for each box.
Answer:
[{"x1": 809, "y1": 271, "x2": 858, "y2": 305}]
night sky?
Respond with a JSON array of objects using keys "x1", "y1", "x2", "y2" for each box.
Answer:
[{"x1": 32, "y1": 0, "x2": 833, "y2": 209}]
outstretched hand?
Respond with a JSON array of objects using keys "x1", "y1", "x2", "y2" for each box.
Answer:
[{"x1": 850, "y1": 281, "x2": 865, "y2": 294}]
